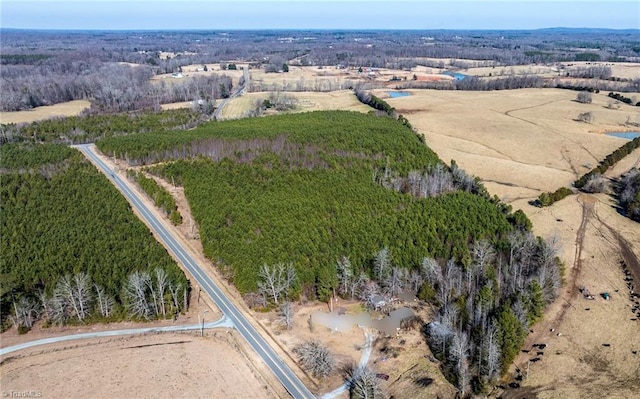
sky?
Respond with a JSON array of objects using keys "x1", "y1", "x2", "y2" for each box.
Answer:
[{"x1": 1, "y1": 0, "x2": 639, "y2": 31}]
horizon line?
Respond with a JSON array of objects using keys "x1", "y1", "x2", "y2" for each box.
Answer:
[{"x1": 3, "y1": 26, "x2": 639, "y2": 32}]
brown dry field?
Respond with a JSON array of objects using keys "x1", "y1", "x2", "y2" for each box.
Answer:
[
  {"x1": 0, "y1": 100, "x2": 90, "y2": 124},
  {"x1": 160, "y1": 101, "x2": 192, "y2": 110},
  {"x1": 219, "y1": 90, "x2": 370, "y2": 120},
  {"x1": 1, "y1": 331, "x2": 277, "y2": 399},
  {"x1": 381, "y1": 88, "x2": 640, "y2": 398},
  {"x1": 378, "y1": 88, "x2": 639, "y2": 195}
]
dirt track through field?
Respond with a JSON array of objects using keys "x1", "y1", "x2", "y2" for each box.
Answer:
[
  {"x1": 502, "y1": 106, "x2": 599, "y2": 163},
  {"x1": 503, "y1": 195, "x2": 593, "y2": 397}
]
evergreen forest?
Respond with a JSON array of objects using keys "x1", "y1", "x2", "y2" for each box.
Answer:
[
  {"x1": 1, "y1": 143, "x2": 189, "y2": 331},
  {"x1": 95, "y1": 110, "x2": 562, "y2": 392}
]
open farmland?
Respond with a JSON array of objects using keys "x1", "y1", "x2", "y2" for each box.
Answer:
[
  {"x1": 382, "y1": 88, "x2": 640, "y2": 397},
  {"x1": 218, "y1": 90, "x2": 370, "y2": 120},
  {"x1": 0, "y1": 100, "x2": 90, "y2": 125},
  {"x1": 380, "y1": 88, "x2": 639, "y2": 197},
  {"x1": 0, "y1": 331, "x2": 280, "y2": 399}
]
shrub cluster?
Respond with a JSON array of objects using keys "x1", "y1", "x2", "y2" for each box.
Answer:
[
  {"x1": 608, "y1": 92, "x2": 640, "y2": 106},
  {"x1": 535, "y1": 187, "x2": 574, "y2": 207},
  {"x1": 616, "y1": 168, "x2": 640, "y2": 222}
]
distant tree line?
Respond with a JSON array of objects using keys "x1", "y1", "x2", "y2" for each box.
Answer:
[
  {"x1": 574, "y1": 137, "x2": 640, "y2": 189},
  {"x1": 1, "y1": 60, "x2": 232, "y2": 113},
  {"x1": 392, "y1": 75, "x2": 640, "y2": 94},
  {"x1": 3, "y1": 29, "x2": 640, "y2": 115}
]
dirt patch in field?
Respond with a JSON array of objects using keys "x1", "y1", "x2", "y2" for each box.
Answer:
[{"x1": 0, "y1": 100, "x2": 90, "y2": 124}]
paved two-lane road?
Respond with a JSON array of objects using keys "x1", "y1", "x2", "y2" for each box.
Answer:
[
  {"x1": 0, "y1": 316, "x2": 234, "y2": 357},
  {"x1": 76, "y1": 144, "x2": 315, "y2": 399}
]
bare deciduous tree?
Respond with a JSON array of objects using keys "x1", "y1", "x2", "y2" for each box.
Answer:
[
  {"x1": 257, "y1": 262, "x2": 297, "y2": 304},
  {"x1": 577, "y1": 111, "x2": 594, "y2": 123},
  {"x1": 576, "y1": 91, "x2": 592, "y2": 104},
  {"x1": 12, "y1": 295, "x2": 40, "y2": 329},
  {"x1": 94, "y1": 283, "x2": 115, "y2": 318},
  {"x1": 582, "y1": 173, "x2": 608, "y2": 193},
  {"x1": 383, "y1": 266, "x2": 406, "y2": 297},
  {"x1": 356, "y1": 276, "x2": 380, "y2": 302},
  {"x1": 54, "y1": 272, "x2": 93, "y2": 322},
  {"x1": 344, "y1": 364, "x2": 385, "y2": 399},
  {"x1": 482, "y1": 322, "x2": 501, "y2": 378},
  {"x1": 373, "y1": 247, "x2": 391, "y2": 283},
  {"x1": 293, "y1": 340, "x2": 336, "y2": 379},
  {"x1": 449, "y1": 330, "x2": 471, "y2": 396},
  {"x1": 408, "y1": 269, "x2": 424, "y2": 294},
  {"x1": 421, "y1": 257, "x2": 441, "y2": 286},
  {"x1": 336, "y1": 256, "x2": 353, "y2": 297},
  {"x1": 279, "y1": 301, "x2": 294, "y2": 330},
  {"x1": 124, "y1": 270, "x2": 151, "y2": 319},
  {"x1": 154, "y1": 268, "x2": 168, "y2": 317},
  {"x1": 168, "y1": 282, "x2": 182, "y2": 313}
]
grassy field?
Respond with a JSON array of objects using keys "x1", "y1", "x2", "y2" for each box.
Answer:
[
  {"x1": 381, "y1": 87, "x2": 640, "y2": 398},
  {"x1": 379, "y1": 88, "x2": 639, "y2": 197},
  {"x1": 0, "y1": 100, "x2": 90, "y2": 124},
  {"x1": 219, "y1": 90, "x2": 370, "y2": 120}
]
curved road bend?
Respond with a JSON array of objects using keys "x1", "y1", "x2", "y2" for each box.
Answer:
[
  {"x1": 0, "y1": 317, "x2": 234, "y2": 357},
  {"x1": 76, "y1": 144, "x2": 315, "y2": 399},
  {"x1": 212, "y1": 67, "x2": 248, "y2": 119}
]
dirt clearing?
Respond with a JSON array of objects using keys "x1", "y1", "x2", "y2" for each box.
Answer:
[{"x1": 1, "y1": 331, "x2": 277, "y2": 399}]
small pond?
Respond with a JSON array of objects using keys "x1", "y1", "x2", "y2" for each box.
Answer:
[
  {"x1": 605, "y1": 131, "x2": 640, "y2": 140},
  {"x1": 311, "y1": 306, "x2": 415, "y2": 336},
  {"x1": 387, "y1": 91, "x2": 411, "y2": 98},
  {"x1": 441, "y1": 71, "x2": 469, "y2": 80}
]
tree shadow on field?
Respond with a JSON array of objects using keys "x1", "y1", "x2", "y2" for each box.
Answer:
[{"x1": 413, "y1": 377, "x2": 433, "y2": 387}]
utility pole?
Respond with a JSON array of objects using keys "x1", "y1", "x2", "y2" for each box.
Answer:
[{"x1": 201, "y1": 310, "x2": 209, "y2": 337}]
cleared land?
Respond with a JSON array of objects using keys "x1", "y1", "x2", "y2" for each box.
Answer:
[
  {"x1": 0, "y1": 331, "x2": 277, "y2": 399},
  {"x1": 0, "y1": 100, "x2": 90, "y2": 124},
  {"x1": 160, "y1": 101, "x2": 192, "y2": 110}
]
